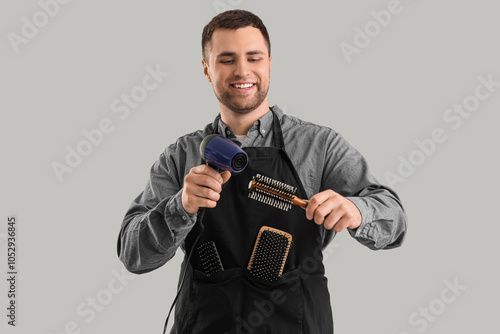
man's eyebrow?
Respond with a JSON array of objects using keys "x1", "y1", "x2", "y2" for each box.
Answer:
[
  {"x1": 216, "y1": 52, "x2": 236, "y2": 58},
  {"x1": 246, "y1": 50, "x2": 265, "y2": 56},
  {"x1": 216, "y1": 50, "x2": 265, "y2": 58}
]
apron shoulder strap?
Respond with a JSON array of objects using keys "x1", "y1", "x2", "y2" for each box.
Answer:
[
  {"x1": 212, "y1": 114, "x2": 221, "y2": 135},
  {"x1": 270, "y1": 108, "x2": 285, "y2": 150}
]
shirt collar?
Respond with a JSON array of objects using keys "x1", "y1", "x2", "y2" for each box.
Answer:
[{"x1": 217, "y1": 105, "x2": 283, "y2": 138}]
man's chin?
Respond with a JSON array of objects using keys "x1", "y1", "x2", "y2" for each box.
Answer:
[
  {"x1": 216, "y1": 90, "x2": 269, "y2": 115},
  {"x1": 228, "y1": 106, "x2": 258, "y2": 114},
  {"x1": 221, "y1": 99, "x2": 262, "y2": 114}
]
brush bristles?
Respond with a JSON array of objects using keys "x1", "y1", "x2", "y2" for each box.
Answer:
[
  {"x1": 248, "y1": 226, "x2": 293, "y2": 280},
  {"x1": 197, "y1": 241, "x2": 224, "y2": 276},
  {"x1": 254, "y1": 174, "x2": 297, "y2": 196},
  {"x1": 248, "y1": 174, "x2": 297, "y2": 211},
  {"x1": 249, "y1": 189, "x2": 293, "y2": 211}
]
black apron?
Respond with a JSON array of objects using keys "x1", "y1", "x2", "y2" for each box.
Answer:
[{"x1": 172, "y1": 108, "x2": 334, "y2": 333}]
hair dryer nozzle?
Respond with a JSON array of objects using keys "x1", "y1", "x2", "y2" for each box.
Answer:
[{"x1": 200, "y1": 134, "x2": 248, "y2": 173}]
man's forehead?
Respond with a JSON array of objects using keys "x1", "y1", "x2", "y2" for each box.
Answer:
[{"x1": 210, "y1": 27, "x2": 267, "y2": 54}]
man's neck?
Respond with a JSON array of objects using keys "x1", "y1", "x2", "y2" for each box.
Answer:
[{"x1": 219, "y1": 102, "x2": 270, "y2": 135}]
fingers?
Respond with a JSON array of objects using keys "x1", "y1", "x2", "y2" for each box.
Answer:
[
  {"x1": 312, "y1": 199, "x2": 336, "y2": 226},
  {"x1": 181, "y1": 165, "x2": 230, "y2": 214},
  {"x1": 306, "y1": 190, "x2": 362, "y2": 232},
  {"x1": 191, "y1": 164, "x2": 224, "y2": 184},
  {"x1": 322, "y1": 208, "x2": 344, "y2": 230},
  {"x1": 306, "y1": 190, "x2": 334, "y2": 221}
]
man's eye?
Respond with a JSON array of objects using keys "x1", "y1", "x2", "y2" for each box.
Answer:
[
  {"x1": 249, "y1": 58, "x2": 261, "y2": 62},
  {"x1": 220, "y1": 60, "x2": 233, "y2": 64}
]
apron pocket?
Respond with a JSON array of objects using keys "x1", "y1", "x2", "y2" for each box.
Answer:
[
  {"x1": 188, "y1": 267, "x2": 303, "y2": 334},
  {"x1": 242, "y1": 268, "x2": 303, "y2": 333},
  {"x1": 189, "y1": 268, "x2": 243, "y2": 333}
]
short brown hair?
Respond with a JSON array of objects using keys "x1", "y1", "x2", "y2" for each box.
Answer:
[{"x1": 201, "y1": 10, "x2": 271, "y2": 63}]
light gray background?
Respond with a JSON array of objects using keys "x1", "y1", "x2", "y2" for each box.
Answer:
[{"x1": 1, "y1": 0, "x2": 499, "y2": 333}]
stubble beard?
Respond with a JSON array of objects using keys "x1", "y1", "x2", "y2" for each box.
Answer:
[{"x1": 214, "y1": 81, "x2": 270, "y2": 115}]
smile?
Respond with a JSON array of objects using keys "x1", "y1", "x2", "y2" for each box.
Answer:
[{"x1": 231, "y1": 83, "x2": 255, "y2": 89}]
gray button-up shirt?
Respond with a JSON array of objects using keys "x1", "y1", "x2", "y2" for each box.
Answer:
[{"x1": 118, "y1": 105, "x2": 407, "y2": 274}]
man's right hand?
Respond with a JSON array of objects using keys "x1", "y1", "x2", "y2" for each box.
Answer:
[{"x1": 181, "y1": 165, "x2": 232, "y2": 214}]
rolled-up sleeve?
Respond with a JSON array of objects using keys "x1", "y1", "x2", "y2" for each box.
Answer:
[
  {"x1": 117, "y1": 150, "x2": 198, "y2": 274},
  {"x1": 322, "y1": 131, "x2": 407, "y2": 250}
]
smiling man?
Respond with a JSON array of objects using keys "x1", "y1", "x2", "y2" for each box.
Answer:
[
  {"x1": 201, "y1": 25, "x2": 272, "y2": 137},
  {"x1": 118, "y1": 9, "x2": 407, "y2": 334},
  {"x1": 205, "y1": 28, "x2": 270, "y2": 111}
]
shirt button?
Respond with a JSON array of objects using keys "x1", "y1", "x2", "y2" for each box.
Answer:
[
  {"x1": 261, "y1": 129, "x2": 266, "y2": 134},
  {"x1": 182, "y1": 215, "x2": 187, "y2": 221},
  {"x1": 226, "y1": 130, "x2": 231, "y2": 136}
]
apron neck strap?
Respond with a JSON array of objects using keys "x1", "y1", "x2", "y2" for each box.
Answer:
[
  {"x1": 211, "y1": 108, "x2": 285, "y2": 149},
  {"x1": 271, "y1": 109, "x2": 285, "y2": 149},
  {"x1": 211, "y1": 114, "x2": 221, "y2": 135}
]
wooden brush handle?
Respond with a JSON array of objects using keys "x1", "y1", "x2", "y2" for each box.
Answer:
[
  {"x1": 249, "y1": 180, "x2": 308, "y2": 210},
  {"x1": 291, "y1": 196, "x2": 308, "y2": 210}
]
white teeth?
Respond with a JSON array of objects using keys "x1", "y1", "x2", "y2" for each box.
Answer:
[{"x1": 233, "y1": 83, "x2": 254, "y2": 89}]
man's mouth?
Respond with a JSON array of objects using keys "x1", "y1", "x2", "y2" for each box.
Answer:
[{"x1": 230, "y1": 83, "x2": 255, "y2": 89}]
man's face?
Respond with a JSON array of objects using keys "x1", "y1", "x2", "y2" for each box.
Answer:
[{"x1": 202, "y1": 26, "x2": 271, "y2": 115}]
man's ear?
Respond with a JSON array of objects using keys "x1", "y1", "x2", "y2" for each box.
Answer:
[{"x1": 202, "y1": 59, "x2": 211, "y2": 82}]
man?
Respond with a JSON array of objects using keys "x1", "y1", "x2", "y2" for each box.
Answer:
[{"x1": 117, "y1": 9, "x2": 407, "y2": 334}]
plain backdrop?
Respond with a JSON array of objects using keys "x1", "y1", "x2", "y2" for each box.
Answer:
[{"x1": 1, "y1": 0, "x2": 499, "y2": 333}]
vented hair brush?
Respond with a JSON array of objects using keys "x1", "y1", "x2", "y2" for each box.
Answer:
[
  {"x1": 247, "y1": 226, "x2": 293, "y2": 280},
  {"x1": 197, "y1": 241, "x2": 224, "y2": 276},
  {"x1": 248, "y1": 174, "x2": 308, "y2": 211}
]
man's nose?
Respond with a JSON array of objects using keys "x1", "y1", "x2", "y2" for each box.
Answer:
[{"x1": 233, "y1": 59, "x2": 250, "y2": 77}]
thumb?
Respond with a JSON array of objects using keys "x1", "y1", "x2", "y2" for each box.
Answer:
[{"x1": 221, "y1": 170, "x2": 232, "y2": 184}]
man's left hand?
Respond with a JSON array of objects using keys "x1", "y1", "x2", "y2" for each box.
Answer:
[{"x1": 305, "y1": 190, "x2": 362, "y2": 232}]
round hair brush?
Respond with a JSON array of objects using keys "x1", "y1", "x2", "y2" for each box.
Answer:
[{"x1": 248, "y1": 174, "x2": 308, "y2": 211}]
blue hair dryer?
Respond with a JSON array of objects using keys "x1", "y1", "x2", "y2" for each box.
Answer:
[{"x1": 199, "y1": 134, "x2": 248, "y2": 173}]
